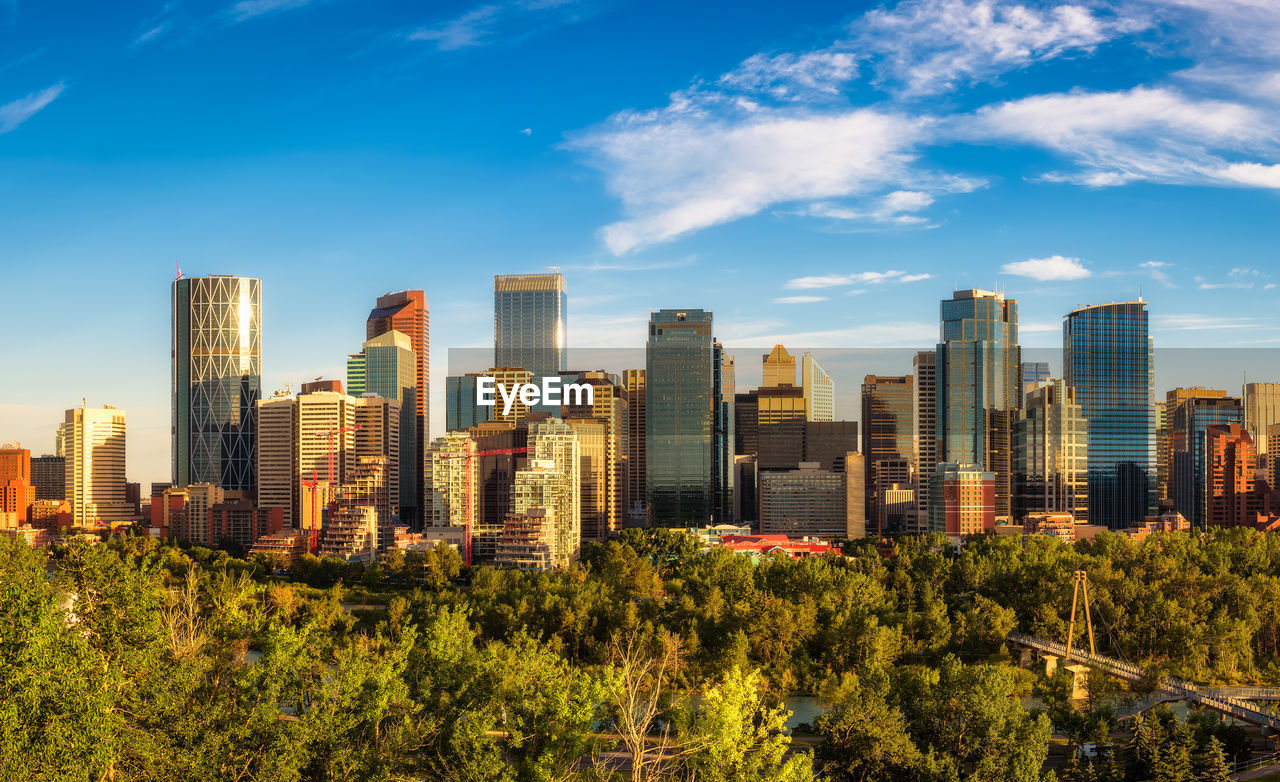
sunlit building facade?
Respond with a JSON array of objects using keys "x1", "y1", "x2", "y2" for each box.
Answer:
[
  {"x1": 646, "y1": 309, "x2": 715, "y2": 526},
  {"x1": 494, "y1": 273, "x2": 567, "y2": 380}
]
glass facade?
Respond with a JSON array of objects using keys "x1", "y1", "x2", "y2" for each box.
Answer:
[
  {"x1": 1013, "y1": 378, "x2": 1088, "y2": 521},
  {"x1": 646, "y1": 309, "x2": 714, "y2": 526},
  {"x1": 1063, "y1": 302, "x2": 1155, "y2": 529},
  {"x1": 1171, "y1": 395, "x2": 1242, "y2": 529},
  {"x1": 494, "y1": 273, "x2": 567, "y2": 381},
  {"x1": 937, "y1": 290, "x2": 1020, "y2": 519},
  {"x1": 713, "y1": 341, "x2": 734, "y2": 523},
  {"x1": 355, "y1": 330, "x2": 418, "y2": 522},
  {"x1": 172, "y1": 275, "x2": 261, "y2": 491}
]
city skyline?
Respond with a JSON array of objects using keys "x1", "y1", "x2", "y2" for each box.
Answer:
[{"x1": 5, "y1": 0, "x2": 1280, "y2": 485}]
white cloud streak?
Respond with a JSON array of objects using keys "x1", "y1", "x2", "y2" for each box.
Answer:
[
  {"x1": 1001, "y1": 255, "x2": 1091, "y2": 281},
  {"x1": 229, "y1": 0, "x2": 316, "y2": 23},
  {"x1": 0, "y1": 83, "x2": 65, "y2": 134}
]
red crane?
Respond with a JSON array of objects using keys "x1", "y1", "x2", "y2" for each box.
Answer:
[
  {"x1": 437, "y1": 446, "x2": 529, "y2": 566},
  {"x1": 309, "y1": 425, "x2": 362, "y2": 554}
]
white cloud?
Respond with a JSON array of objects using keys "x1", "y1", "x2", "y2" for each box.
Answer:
[
  {"x1": 1197, "y1": 267, "x2": 1263, "y2": 289},
  {"x1": 409, "y1": 0, "x2": 586, "y2": 51},
  {"x1": 1153, "y1": 314, "x2": 1266, "y2": 330},
  {"x1": 229, "y1": 0, "x2": 315, "y2": 23},
  {"x1": 718, "y1": 49, "x2": 859, "y2": 101},
  {"x1": 1001, "y1": 255, "x2": 1091, "y2": 281},
  {"x1": 724, "y1": 321, "x2": 938, "y2": 348},
  {"x1": 775, "y1": 295, "x2": 829, "y2": 304},
  {"x1": 784, "y1": 269, "x2": 933, "y2": 290},
  {"x1": 858, "y1": 0, "x2": 1148, "y2": 96},
  {"x1": 570, "y1": 108, "x2": 927, "y2": 254},
  {"x1": 0, "y1": 83, "x2": 64, "y2": 134}
]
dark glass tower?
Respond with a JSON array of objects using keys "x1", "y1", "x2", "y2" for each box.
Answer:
[
  {"x1": 937, "y1": 289, "x2": 1020, "y2": 519},
  {"x1": 172, "y1": 275, "x2": 261, "y2": 491},
  {"x1": 494, "y1": 273, "x2": 567, "y2": 380},
  {"x1": 1064, "y1": 301, "x2": 1156, "y2": 529},
  {"x1": 1170, "y1": 394, "x2": 1242, "y2": 529},
  {"x1": 646, "y1": 309, "x2": 714, "y2": 526}
]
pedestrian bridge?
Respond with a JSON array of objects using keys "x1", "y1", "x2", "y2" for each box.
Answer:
[{"x1": 1007, "y1": 631, "x2": 1280, "y2": 732}]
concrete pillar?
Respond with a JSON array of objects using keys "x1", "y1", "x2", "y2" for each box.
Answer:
[
  {"x1": 1044, "y1": 654, "x2": 1059, "y2": 677},
  {"x1": 1066, "y1": 664, "x2": 1090, "y2": 700},
  {"x1": 1019, "y1": 646, "x2": 1033, "y2": 668}
]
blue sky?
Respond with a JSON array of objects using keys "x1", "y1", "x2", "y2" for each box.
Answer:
[{"x1": 2, "y1": 0, "x2": 1279, "y2": 484}]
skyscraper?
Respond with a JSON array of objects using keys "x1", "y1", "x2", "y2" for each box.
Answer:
[
  {"x1": 1013, "y1": 379, "x2": 1088, "y2": 522},
  {"x1": 1244, "y1": 382, "x2": 1280, "y2": 460},
  {"x1": 937, "y1": 289, "x2": 1020, "y2": 520},
  {"x1": 348, "y1": 330, "x2": 417, "y2": 522},
  {"x1": 172, "y1": 275, "x2": 261, "y2": 491},
  {"x1": 365, "y1": 290, "x2": 429, "y2": 522},
  {"x1": 562, "y1": 370, "x2": 629, "y2": 538},
  {"x1": 862, "y1": 374, "x2": 914, "y2": 526},
  {"x1": 59, "y1": 403, "x2": 132, "y2": 525},
  {"x1": 624, "y1": 369, "x2": 646, "y2": 521},
  {"x1": 713, "y1": 341, "x2": 735, "y2": 523},
  {"x1": 1170, "y1": 392, "x2": 1242, "y2": 529},
  {"x1": 913, "y1": 350, "x2": 938, "y2": 523},
  {"x1": 646, "y1": 309, "x2": 715, "y2": 526},
  {"x1": 1064, "y1": 301, "x2": 1155, "y2": 529},
  {"x1": 802, "y1": 353, "x2": 835, "y2": 422},
  {"x1": 494, "y1": 273, "x2": 567, "y2": 380},
  {"x1": 1203, "y1": 424, "x2": 1262, "y2": 529},
  {"x1": 762, "y1": 344, "x2": 797, "y2": 388}
]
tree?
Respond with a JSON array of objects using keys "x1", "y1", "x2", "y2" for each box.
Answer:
[
  {"x1": 599, "y1": 628, "x2": 689, "y2": 782},
  {"x1": 814, "y1": 667, "x2": 923, "y2": 782},
  {"x1": 1194, "y1": 736, "x2": 1231, "y2": 782}
]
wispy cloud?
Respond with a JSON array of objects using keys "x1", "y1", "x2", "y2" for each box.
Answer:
[
  {"x1": 1001, "y1": 255, "x2": 1091, "y2": 281},
  {"x1": 0, "y1": 83, "x2": 65, "y2": 134},
  {"x1": 785, "y1": 269, "x2": 933, "y2": 290},
  {"x1": 1196, "y1": 267, "x2": 1264, "y2": 289},
  {"x1": 1152, "y1": 313, "x2": 1267, "y2": 330},
  {"x1": 229, "y1": 0, "x2": 317, "y2": 23},
  {"x1": 567, "y1": 255, "x2": 698, "y2": 273},
  {"x1": 775, "y1": 295, "x2": 828, "y2": 304},
  {"x1": 408, "y1": 0, "x2": 589, "y2": 51}
]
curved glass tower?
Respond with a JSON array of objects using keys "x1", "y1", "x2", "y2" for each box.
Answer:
[
  {"x1": 1063, "y1": 301, "x2": 1155, "y2": 529},
  {"x1": 172, "y1": 275, "x2": 262, "y2": 491}
]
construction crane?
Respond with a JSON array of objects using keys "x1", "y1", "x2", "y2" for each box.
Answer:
[
  {"x1": 309, "y1": 425, "x2": 362, "y2": 554},
  {"x1": 436, "y1": 446, "x2": 529, "y2": 566}
]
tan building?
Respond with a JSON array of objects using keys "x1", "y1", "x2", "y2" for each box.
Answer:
[
  {"x1": 1244, "y1": 382, "x2": 1280, "y2": 458},
  {"x1": 623, "y1": 369, "x2": 646, "y2": 521},
  {"x1": 58, "y1": 403, "x2": 132, "y2": 525},
  {"x1": 1162, "y1": 387, "x2": 1229, "y2": 503},
  {"x1": 563, "y1": 370, "x2": 629, "y2": 539},
  {"x1": 425, "y1": 430, "x2": 478, "y2": 537},
  {"x1": 318, "y1": 456, "x2": 388, "y2": 562},
  {"x1": 762, "y1": 344, "x2": 797, "y2": 388},
  {"x1": 1270, "y1": 423, "x2": 1280, "y2": 490},
  {"x1": 494, "y1": 508, "x2": 556, "y2": 570},
  {"x1": 801, "y1": 353, "x2": 835, "y2": 422},
  {"x1": 565, "y1": 417, "x2": 607, "y2": 543},
  {"x1": 511, "y1": 420, "x2": 581, "y2": 567}
]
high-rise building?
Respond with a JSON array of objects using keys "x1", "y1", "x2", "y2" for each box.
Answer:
[
  {"x1": 511, "y1": 419, "x2": 581, "y2": 566},
  {"x1": 1020, "y1": 361, "x2": 1051, "y2": 397},
  {"x1": 846, "y1": 452, "x2": 866, "y2": 538},
  {"x1": 348, "y1": 330, "x2": 416, "y2": 522},
  {"x1": 713, "y1": 341, "x2": 735, "y2": 523},
  {"x1": 1064, "y1": 301, "x2": 1155, "y2": 529},
  {"x1": 563, "y1": 370, "x2": 629, "y2": 538},
  {"x1": 802, "y1": 421, "x2": 859, "y2": 472},
  {"x1": 762, "y1": 344, "x2": 797, "y2": 388},
  {"x1": 172, "y1": 275, "x2": 261, "y2": 491},
  {"x1": 927, "y1": 463, "x2": 995, "y2": 538},
  {"x1": 759, "y1": 462, "x2": 848, "y2": 538},
  {"x1": 1268, "y1": 423, "x2": 1280, "y2": 490},
  {"x1": 352, "y1": 395, "x2": 401, "y2": 522},
  {"x1": 862, "y1": 374, "x2": 914, "y2": 524},
  {"x1": 59, "y1": 404, "x2": 132, "y2": 525},
  {"x1": 31, "y1": 455, "x2": 65, "y2": 502},
  {"x1": 872, "y1": 458, "x2": 912, "y2": 536},
  {"x1": 938, "y1": 289, "x2": 1020, "y2": 520},
  {"x1": 1203, "y1": 424, "x2": 1262, "y2": 529},
  {"x1": 424, "y1": 430, "x2": 479, "y2": 534},
  {"x1": 494, "y1": 508, "x2": 558, "y2": 571},
  {"x1": 445, "y1": 373, "x2": 492, "y2": 432},
  {"x1": 756, "y1": 385, "x2": 806, "y2": 470},
  {"x1": 565, "y1": 416, "x2": 607, "y2": 542},
  {"x1": 0, "y1": 444, "x2": 33, "y2": 525},
  {"x1": 913, "y1": 350, "x2": 938, "y2": 523},
  {"x1": 365, "y1": 290, "x2": 430, "y2": 522},
  {"x1": 1170, "y1": 392, "x2": 1242, "y2": 529},
  {"x1": 494, "y1": 273, "x2": 567, "y2": 380},
  {"x1": 1154, "y1": 399, "x2": 1169, "y2": 502},
  {"x1": 802, "y1": 353, "x2": 835, "y2": 422},
  {"x1": 1244, "y1": 382, "x2": 1280, "y2": 459},
  {"x1": 646, "y1": 310, "x2": 715, "y2": 526},
  {"x1": 1013, "y1": 379, "x2": 1088, "y2": 522},
  {"x1": 623, "y1": 369, "x2": 646, "y2": 521}
]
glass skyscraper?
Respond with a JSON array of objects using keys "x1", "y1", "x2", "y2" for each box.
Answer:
[
  {"x1": 494, "y1": 273, "x2": 567, "y2": 380},
  {"x1": 172, "y1": 275, "x2": 261, "y2": 491},
  {"x1": 646, "y1": 309, "x2": 715, "y2": 526},
  {"x1": 1170, "y1": 394, "x2": 1242, "y2": 529},
  {"x1": 1063, "y1": 301, "x2": 1156, "y2": 529},
  {"x1": 348, "y1": 330, "x2": 418, "y2": 523},
  {"x1": 937, "y1": 289, "x2": 1020, "y2": 519}
]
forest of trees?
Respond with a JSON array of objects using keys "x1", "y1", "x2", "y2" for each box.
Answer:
[{"x1": 3, "y1": 526, "x2": 1280, "y2": 781}]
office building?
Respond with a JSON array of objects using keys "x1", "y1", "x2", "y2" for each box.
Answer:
[
  {"x1": 1013, "y1": 379, "x2": 1088, "y2": 522},
  {"x1": 1170, "y1": 392, "x2": 1243, "y2": 528},
  {"x1": 1269, "y1": 423, "x2": 1280, "y2": 490},
  {"x1": 1203, "y1": 424, "x2": 1262, "y2": 529},
  {"x1": 762, "y1": 344, "x2": 797, "y2": 388},
  {"x1": 445, "y1": 373, "x2": 492, "y2": 432},
  {"x1": 366, "y1": 290, "x2": 430, "y2": 520},
  {"x1": 624, "y1": 369, "x2": 646, "y2": 521},
  {"x1": 735, "y1": 391, "x2": 760, "y2": 457},
  {"x1": 31, "y1": 455, "x2": 65, "y2": 502},
  {"x1": 1020, "y1": 361, "x2": 1051, "y2": 397},
  {"x1": 58, "y1": 404, "x2": 132, "y2": 525},
  {"x1": 872, "y1": 458, "x2": 913, "y2": 536},
  {"x1": 927, "y1": 463, "x2": 996, "y2": 538},
  {"x1": 802, "y1": 421, "x2": 859, "y2": 472},
  {"x1": 913, "y1": 350, "x2": 938, "y2": 523},
  {"x1": 713, "y1": 341, "x2": 735, "y2": 523},
  {"x1": 1244, "y1": 382, "x2": 1280, "y2": 460},
  {"x1": 646, "y1": 309, "x2": 715, "y2": 526},
  {"x1": 881, "y1": 486, "x2": 918, "y2": 537},
  {"x1": 565, "y1": 416, "x2": 607, "y2": 542},
  {"x1": 759, "y1": 462, "x2": 848, "y2": 538},
  {"x1": 938, "y1": 289, "x2": 1020, "y2": 520},
  {"x1": 352, "y1": 395, "x2": 401, "y2": 521},
  {"x1": 494, "y1": 273, "x2": 567, "y2": 380},
  {"x1": 846, "y1": 452, "x2": 866, "y2": 538},
  {"x1": 172, "y1": 274, "x2": 261, "y2": 491},
  {"x1": 756, "y1": 385, "x2": 807, "y2": 470},
  {"x1": 563, "y1": 370, "x2": 629, "y2": 538},
  {"x1": 424, "y1": 430, "x2": 479, "y2": 539},
  {"x1": 802, "y1": 353, "x2": 835, "y2": 422},
  {"x1": 347, "y1": 330, "x2": 416, "y2": 522},
  {"x1": 1064, "y1": 302, "x2": 1155, "y2": 528},
  {"x1": 1163, "y1": 387, "x2": 1227, "y2": 504},
  {"x1": 0, "y1": 444, "x2": 32, "y2": 524},
  {"x1": 862, "y1": 374, "x2": 914, "y2": 523},
  {"x1": 209, "y1": 500, "x2": 284, "y2": 550}
]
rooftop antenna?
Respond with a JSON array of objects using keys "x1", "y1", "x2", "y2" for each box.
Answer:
[{"x1": 175, "y1": 262, "x2": 183, "y2": 280}]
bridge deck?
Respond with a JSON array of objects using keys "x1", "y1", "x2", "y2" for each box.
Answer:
[{"x1": 1007, "y1": 632, "x2": 1280, "y2": 731}]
